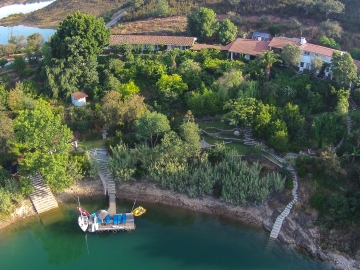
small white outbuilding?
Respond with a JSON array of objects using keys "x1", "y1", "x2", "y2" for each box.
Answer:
[{"x1": 71, "y1": 91, "x2": 88, "y2": 107}]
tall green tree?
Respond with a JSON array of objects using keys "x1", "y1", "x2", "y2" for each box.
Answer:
[
  {"x1": 50, "y1": 11, "x2": 110, "y2": 60},
  {"x1": 259, "y1": 50, "x2": 281, "y2": 80},
  {"x1": 0, "y1": 111, "x2": 13, "y2": 153},
  {"x1": 134, "y1": 111, "x2": 171, "y2": 147},
  {"x1": 156, "y1": 74, "x2": 188, "y2": 104},
  {"x1": 331, "y1": 52, "x2": 358, "y2": 86},
  {"x1": 217, "y1": 18, "x2": 238, "y2": 45},
  {"x1": 156, "y1": 0, "x2": 169, "y2": 17},
  {"x1": 186, "y1": 7, "x2": 219, "y2": 42},
  {"x1": 13, "y1": 99, "x2": 75, "y2": 192},
  {"x1": 281, "y1": 43, "x2": 302, "y2": 68},
  {"x1": 223, "y1": 97, "x2": 257, "y2": 127},
  {"x1": 46, "y1": 37, "x2": 99, "y2": 98}
]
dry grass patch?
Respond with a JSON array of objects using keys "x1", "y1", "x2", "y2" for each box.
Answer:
[{"x1": 111, "y1": 16, "x2": 187, "y2": 35}]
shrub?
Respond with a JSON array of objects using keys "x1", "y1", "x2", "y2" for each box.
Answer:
[
  {"x1": 354, "y1": 88, "x2": 360, "y2": 104},
  {"x1": 0, "y1": 188, "x2": 13, "y2": 214},
  {"x1": 311, "y1": 192, "x2": 327, "y2": 211}
]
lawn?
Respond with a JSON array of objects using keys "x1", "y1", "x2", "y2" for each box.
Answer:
[
  {"x1": 201, "y1": 134, "x2": 254, "y2": 155},
  {"x1": 198, "y1": 121, "x2": 234, "y2": 130},
  {"x1": 78, "y1": 139, "x2": 106, "y2": 150}
]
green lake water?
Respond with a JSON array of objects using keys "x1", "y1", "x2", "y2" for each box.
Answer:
[{"x1": 0, "y1": 196, "x2": 333, "y2": 270}]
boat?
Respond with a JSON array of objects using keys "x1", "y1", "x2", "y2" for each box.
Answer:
[
  {"x1": 132, "y1": 206, "x2": 146, "y2": 217},
  {"x1": 77, "y1": 207, "x2": 135, "y2": 233}
]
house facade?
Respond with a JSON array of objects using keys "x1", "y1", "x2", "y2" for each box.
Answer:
[
  {"x1": 109, "y1": 35, "x2": 197, "y2": 52},
  {"x1": 71, "y1": 91, "x2": 88, "y2": 107},
  {"x1": 227, "y1": 38, "x2": 270, "y2": 60}
]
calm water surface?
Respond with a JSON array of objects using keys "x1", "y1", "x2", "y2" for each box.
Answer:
[
  {"x1": 0, "y1": 1, "x2": 56, "y2": 44},
  {"x1": 0, "y1": 197, "x2": 334, "y2": 270}
]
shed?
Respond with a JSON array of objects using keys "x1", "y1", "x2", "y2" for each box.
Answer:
[{"x1": 71, "y1": 91, "x2": 88, "y2": 107}]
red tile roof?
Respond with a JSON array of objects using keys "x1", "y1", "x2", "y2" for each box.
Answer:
[
  {"x1": 300, "y1": 43, "x2": 339, "y2": 57},
  {"x1": 71, "y1": 91, "x2": 88, "y2": 100},
  {"x1": 191, "y1": 44, "x2": 226, "y2": 50},
  {"x1": 109, "y1": 35, "x2": 197, "y2": 47},
  {"x1": 268, "y1": 37, "x2": 300, "y2": 49},
  {"x1": 227, "y1": 38, "x2": 270, "y2": 55}
]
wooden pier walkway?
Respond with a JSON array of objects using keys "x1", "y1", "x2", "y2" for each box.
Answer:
[
  {"x1": 29, "y1": 172, "x2": 59, "y2": 214},
  {"x1": 88, "y1": 147, "x2": 117, "y2": 215}
]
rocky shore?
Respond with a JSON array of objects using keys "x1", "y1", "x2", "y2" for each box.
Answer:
[{"x1": 1, "y1": 177, "x2": 359, "y2": 269}]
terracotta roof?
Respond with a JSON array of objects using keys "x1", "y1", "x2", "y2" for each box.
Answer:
[
  {"x1": 191, "y1": 44, "x2": 225, "y2": 50},
  {"x1": 109, "y1": 35, "x2": 197, "y2": 46},
  {"x1": 227, "y1": 38, "x2": 270, "y2": 55},
  {"x1": 71, "y1": 91, "x2": 88, "y2": 100},
  {"x1": 300, "y1": 43, "x2": 339, "y2": 58},
  {"x1": 354, "y1": 59, "x2": 360, "y2": 72},
  {"x1": 268, "y1": 37, "x2": 300, "y2": 49}
]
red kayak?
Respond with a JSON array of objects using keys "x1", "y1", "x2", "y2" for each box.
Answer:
[{"x1": 77, "y1": 206, "x2": 90, "y2": 217}]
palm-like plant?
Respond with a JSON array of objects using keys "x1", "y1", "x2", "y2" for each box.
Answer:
[
  {"x1": 166, "y1": 48, "x2": 180, "y2": 67},
  {"x1": 259, "y1": 50, "x2": 281, "y2": 80}
]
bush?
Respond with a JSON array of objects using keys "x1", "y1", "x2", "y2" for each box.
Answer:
[
  {"x1": 298, "y1": 166, "x2": 307, "y2": 178},
  {"x1": 19, "y1": 177, "x2": 34, "y2": 196},
  {"x1": 311, "y1": 192, "x2": 327, "y2": 211},
  {"x1": 0, "y1": 188, "x2": 13, "y2": 214}
]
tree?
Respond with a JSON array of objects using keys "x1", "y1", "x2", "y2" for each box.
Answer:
[
  {"x1": 319, "y1": 19, "x2": 342, "y2": 39},
  {"x1": 13, "y1": 56, "x2": 27, "y2": 78},
  {"x1": 46, "y1": 37, "x2": 99, "y2": 98},
  {"x1": 350, "y1": 48, "x2": 360, "y2": 61},
  {"x1": 156, "y1": 0, "x2": 169, "y2": 17},
  {"x1": 316, "y1": 146, "x2": 346, "y2": 178},
  {"x1": 117, "y1": 81, "x2": 140, "y2": 99},
  {"x1": 319, "y1": 35, "x2": 340, "y2": 49},
  {"x1": 268, "y1": 25, "x2": 281, "y2": 37},
  {"x1": 186, "y1": 8, "x2": 219, "y2": 42},
  {"x1": 259, "y1": 50, "x2": 281, "y2": 80},
  {"x1": 332, "y1": 52, "x2": 358, "y2": 86},
  {"x1": 223, "y1": 97, "x2": 257, "y2": 127},
  {"x1": 281, "y1": 43, "x2": 302, "y2": 68},
  {"x1": 1, "y1": 44, "x2": 16, "y2": 57},
  {"x1": 0, "y1": 112, "x2": 13, "y2": 153},
  {"x1": 319, "y1": 0, "x2": 344, "y2": 18},
  {"x1": 156, "y1": 74, "x2": 188, "y2": 104},
  {"x1": 100, "y1": 91, "x2": 147, "y2": 128},
  {"x1": 311, "y1": 55, "x2": 323, "y2": 74},
  {"x1": 13, "y1": 99, "x2": 75, "y2": 192},
  {"x1": 25, "y1": 33, "x2": 44, "y2": 63},
  {"x1": 178, "y1": 59, "x2": 202, "y2": 90},
  {"x1": 8, "y1": 35, "x2": 26, "y2": 52},
  {"x1": 335, "y1": 88, "x2": 350, "y2": 115},
  {"x1": 166, "y1": 48, "x2": 180, "y2": 67},
  {"x1": 134, "y1": 111, "x2": 171, "y2": 147},
  {"x1": 50, "y1": 11, "x2": 110, "y2": 60},
  {"x1": 217, "y1": 18, "x2": 237, "y2": 45},
  {"x1": 179, "y1": 111, "x2": 201, "y2": 157}
]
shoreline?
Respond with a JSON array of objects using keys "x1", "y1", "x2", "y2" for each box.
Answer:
[{"x1": 1, "y1": 177, "x2": 358, "y2": 269}]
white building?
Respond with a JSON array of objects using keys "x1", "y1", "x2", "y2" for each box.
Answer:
[
  {"x1": 298, "y1": 37, "x2": 343, "y2": 76},
  {"x1": 71, "y1": 91, "x2": 88, "y2": 107}
]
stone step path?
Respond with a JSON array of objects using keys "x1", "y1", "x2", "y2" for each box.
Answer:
[
  {"x1": 29, "y1": 172, "x2": 59, "y2": 214},
  {"x1": 87, "y1": 147, "x2": 116, "y2": 197},
  {"x1": 270, "y1": 166, "x2": 298, "y2": 239}
]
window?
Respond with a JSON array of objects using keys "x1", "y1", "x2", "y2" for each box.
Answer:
[
  {"x1": 154, "y1": 45, "x2": 159, "y2": 50},
  {"x1": 300, "y1": 62, "x2": 304, "y2": 67},
  {"x1": 306, "y1": 63, "x2": 310, "y2": 69},
  {"x1": 303, "y1": 51, "x2": 310, "y2": 55}
]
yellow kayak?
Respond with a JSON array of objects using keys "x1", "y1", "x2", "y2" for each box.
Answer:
[{"x1": 133, "y1": 206, "x2": 146, "y2": 217}]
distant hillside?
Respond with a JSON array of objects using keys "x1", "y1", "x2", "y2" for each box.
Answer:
[
  {"x1": 0, "y1": 0, "x2": 127, "y2": 27},
  {"x1": 0, "y1": 0, "x2": 46, "y2": 8}
]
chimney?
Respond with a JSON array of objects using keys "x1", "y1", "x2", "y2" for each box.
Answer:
[{"x1": 300, "y1": 37, "x2": 307, "y2": 45}]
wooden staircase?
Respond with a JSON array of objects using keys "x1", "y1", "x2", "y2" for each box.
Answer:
[{"x1": 29, "y1": 172, "x2": 59, "y2": 214}]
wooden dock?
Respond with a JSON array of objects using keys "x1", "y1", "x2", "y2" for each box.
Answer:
[
  {"x1": 87, "y1": 147, "x2": 117, "y2": 214},
  {"x1": 29, "y1": 172, "x2": 59, "y2": 214}
]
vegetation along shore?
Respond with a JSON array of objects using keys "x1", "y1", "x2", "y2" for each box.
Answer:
[{"x1": 0, "y1": 0, "x2": 360, "y2": 269}]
